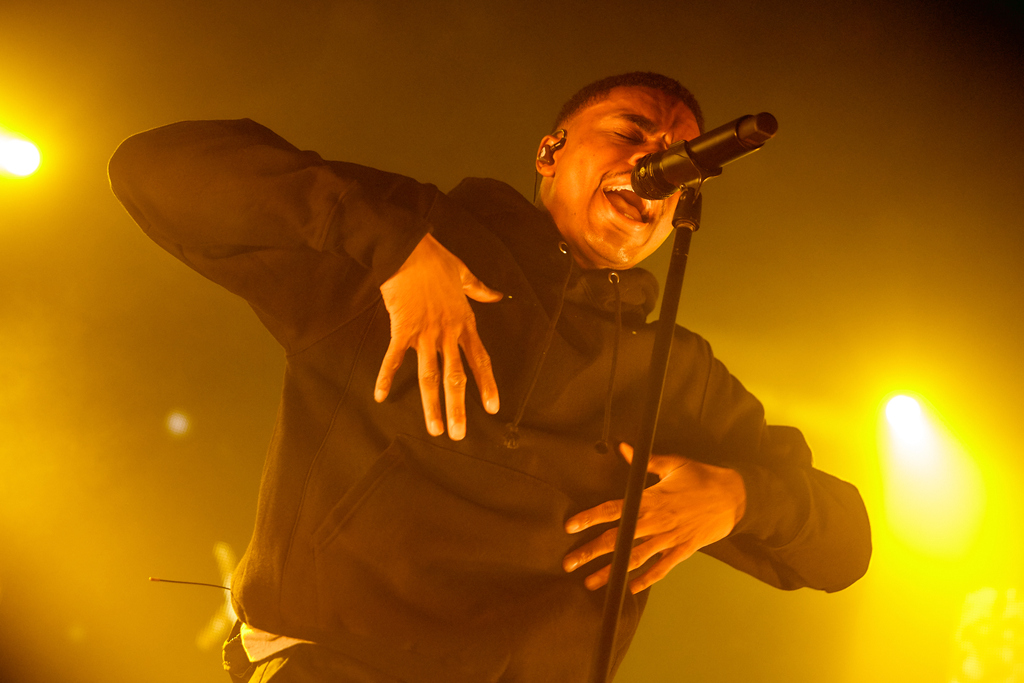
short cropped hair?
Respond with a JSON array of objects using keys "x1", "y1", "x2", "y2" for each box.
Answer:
[{"x1": 553, "y1": 72, "x2": 704, "y2": 133}]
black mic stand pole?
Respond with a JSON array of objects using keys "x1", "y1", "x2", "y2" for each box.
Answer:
[
  {"x1": 590, "y1": 187, "x2": 703, "y2": 683},
  {"x1": 590, "y1": 111, "x2": 777, "y2": 682}
]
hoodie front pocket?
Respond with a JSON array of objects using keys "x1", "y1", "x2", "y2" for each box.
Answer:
[{"x1": 311, "y1": 433, "x2": 577, "y2": 672}]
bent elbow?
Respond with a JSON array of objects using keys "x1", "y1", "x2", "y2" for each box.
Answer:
[
  {"x1": 819, "y1": 498, "x2": 873, "y2": 592},
  {"x1": 108, "y1": 132, "x2": 149, "y2": 208}
]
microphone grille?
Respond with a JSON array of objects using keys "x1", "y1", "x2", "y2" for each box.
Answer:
[{"x1": 738, "y1": 113, "x2": 778, "y2": 147}]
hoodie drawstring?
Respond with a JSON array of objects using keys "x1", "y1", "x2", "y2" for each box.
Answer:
[{"x1": 596, "y1": 271, "x2": 622, "y2": 455}]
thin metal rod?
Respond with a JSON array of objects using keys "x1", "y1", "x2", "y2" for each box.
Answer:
[
  {"x1": 591, "y1": 190, "x2": 701, "y2": 682},
  {"x1": 149, "y1": 577, "x2": 231, "y2": 591}
]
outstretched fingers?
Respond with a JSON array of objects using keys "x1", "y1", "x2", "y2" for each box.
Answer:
[
  {"x1": 377, "y1": 233, "x2": 503, "y2": 440},
  {"x1": 416, "y1": 339, "x2": 445, "y2": 437},
  {"x1": 374, "y1": 337, "x2": 410, "y2": 403},
  {"x1": 627, "y1": 545, "x2": 697, "y2": 593},
  {"x1": 460, "y1": 325, "x2": 499, "y2": 415},
  {"x1": 579, "y1": 537, "x2": 662, "y2": 591},
  {"x1": 441, "y1": 333, "x2": 468, "y2": 441},
  {"x1": 564, "y1": 498, "x2": 624, "y2": 534},
  {"x1": 561, "y1": 442, "x2": 745, "y2": 592},
  {"x1": 566, "y1": 531, "x2": 699, "y2": 593},
  {"x1": 562, "y1": 527, "x2": 619, "y2": 574}
]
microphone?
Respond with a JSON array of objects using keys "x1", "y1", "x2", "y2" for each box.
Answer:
[{"x1": 631, "y1": 113, "x2": 778, "y2": 200}]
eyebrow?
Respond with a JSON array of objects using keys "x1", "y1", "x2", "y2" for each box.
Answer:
[{"x1": 613, "y1": 112, "x2": 659, "y2": 134}]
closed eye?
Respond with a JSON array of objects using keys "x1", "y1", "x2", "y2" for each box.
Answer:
[{"x1": 614, "y1": 130, "x2": 645, "y2": 144}]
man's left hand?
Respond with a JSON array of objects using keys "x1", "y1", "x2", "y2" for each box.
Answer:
[
  {"x1": 375, "y1": 233, "x2": 502, "y2": 441},
  {"x1": 562, "y1": 443, "x2": 747, "y2": 593}
]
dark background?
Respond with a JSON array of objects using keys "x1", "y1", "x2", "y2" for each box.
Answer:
[{"x1": 1, "y1": 1, "x2": 1022, "y2": 681}]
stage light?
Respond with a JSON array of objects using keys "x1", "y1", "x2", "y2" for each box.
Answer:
[
  {"x1": 886, "y1": 395, "x2": 924, "y2": 441},
  {"x1": 880, "y1": 393, "x2": 985, "y2": 558},
  {"x1": 885, "y1": 394, "x2": 921, "y2": 421},
  {"x1": 0, "y1": 135, "x2": 41, "y2": 176}
]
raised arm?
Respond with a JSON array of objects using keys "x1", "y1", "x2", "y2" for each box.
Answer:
[
  {"x1": 109, "y1": 119, "x2": 437, "y2": 344},
  {"x1": 109, "y1": 119, "x2": 500, "y2": 438}
]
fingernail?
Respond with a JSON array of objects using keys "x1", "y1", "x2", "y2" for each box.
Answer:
[
  {"x1": 431, "y1": 420, "x2": 444, "y2": 435},
  {"x1": 565, "y1": 520, "x2": 580, "y2": 533},
  {"x1": 374, "y1": 389, "x2": 386, "y2": 402},
  {"x1": 585, "y1": 576, "x2": 601, "y2": 590},
  {"x1": 485, "y1": 397, "x2": 499, "y2": 414},
  {"x1": 563, "y1": 558, "x2": 578, "y2": 572}
]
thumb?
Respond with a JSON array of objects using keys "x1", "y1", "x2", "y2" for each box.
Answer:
[
  {"x1": 618, "y1": 442, "x2": 635, "y2": 463},
  {"x1": 618, "y1": 442, "x2": 677, "y2": 480},
  {"x1": 461, "y1": 269, "x2": 503, "y2": 303}
]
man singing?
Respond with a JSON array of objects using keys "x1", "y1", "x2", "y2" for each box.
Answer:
[{"x1": 109, "y1": 72, "x2": 870, "y2": 682}]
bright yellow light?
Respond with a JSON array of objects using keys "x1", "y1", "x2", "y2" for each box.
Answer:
[
  {"x1": 880, "y1": 393, "x2": 986, "y2": 558},
  {"x1": 886, "y1": 395, "x2": 925, "y2": 443},
  {"x1": 0, "y1": 136, "x2": 41, "y2": 176}
]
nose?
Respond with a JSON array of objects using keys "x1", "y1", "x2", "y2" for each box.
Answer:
[{"x1": 627, "y1": 137, "x2": 672, "y2": 166}]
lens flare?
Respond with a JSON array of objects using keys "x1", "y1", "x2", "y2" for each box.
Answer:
[
  {"x1": 0, "y1": 137, "x2": 41, "y2": 176},
  {"x1": 165, "y1": 411, "x2": 191, "y2": 436}
]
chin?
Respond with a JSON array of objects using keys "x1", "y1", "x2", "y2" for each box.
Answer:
[{"x1": 583, "y1": 243, "x2": 639, "y2": 270}]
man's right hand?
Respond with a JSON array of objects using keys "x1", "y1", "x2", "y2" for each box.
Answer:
[{"x1": 374, "y1": 233, "x2": 502, "y2": 440}]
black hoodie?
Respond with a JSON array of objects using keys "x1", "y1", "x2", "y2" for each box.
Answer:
[{"x1": 109, "y1": 118, "x2": 870, "y2": 682}]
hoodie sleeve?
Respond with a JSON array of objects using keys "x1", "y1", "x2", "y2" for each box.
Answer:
[
  {"x1": 710, "y1": 429, "x2": 872, "y2": 593},
  {"x1": 662, "y1": 333, "x2": 871, "y2": 593},
  {"x1": 108, "y1": 118, "x2": 439, "y2": 351}
]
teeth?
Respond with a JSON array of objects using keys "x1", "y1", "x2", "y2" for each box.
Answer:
[
  {"x1": 603, "y1": 183, "x2": 652, "y2": 222},
  {"x1": 604, "y1": 185, "x2": 651, "y2": 209}
]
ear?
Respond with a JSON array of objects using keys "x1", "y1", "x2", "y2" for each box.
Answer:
[{"x1": 534, "y1": 132, "x2": 565, "y2": 177}]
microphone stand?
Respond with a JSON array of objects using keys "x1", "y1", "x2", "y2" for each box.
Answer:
[
  {"x1": 589, "y1": 112, "x2": 778, "y2": 682},
  {"x1": 590, "y1": 187, "x2": 702, "y2": 683}
]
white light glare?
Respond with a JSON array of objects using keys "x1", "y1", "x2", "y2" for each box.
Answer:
[
  {"x1": 0, "y1": 137, "x2": 41, "y2": 176},
  {"x1": 886, "y1": 395, "x2": 925, "y2": 444},
  {"x1": 881, "y1": 392, "x2": 986, "y2": 557},
  {"x1": 166, "y1": 411, "x2": 191, "y2": 436}
]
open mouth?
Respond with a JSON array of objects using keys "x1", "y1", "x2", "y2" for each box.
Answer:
[{"x1": 603, "y1": 184, "x2": 650, "y2": 223}]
